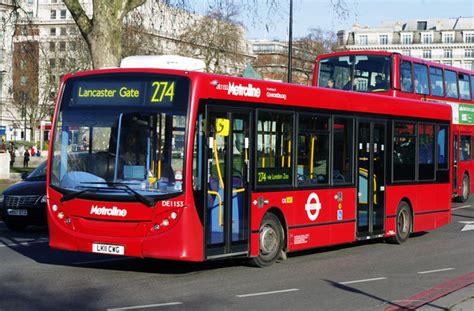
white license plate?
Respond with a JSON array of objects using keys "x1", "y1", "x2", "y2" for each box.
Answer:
[
  {"x1": 92, "y1": 243, "x2": 125, "y2": 255},
  {"x1": 7, "y1": 209, "x2": 28, "y2": 216}
]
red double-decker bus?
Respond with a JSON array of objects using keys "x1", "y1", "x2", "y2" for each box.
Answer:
[
  {"x1": 47, "y1": 56, "x2": 452, "y2": 266},
  {"x1": 313, "y1": 51, "x2": 474, "y2": 202}
]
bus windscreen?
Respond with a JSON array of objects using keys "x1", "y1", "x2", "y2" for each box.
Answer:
[{"x1": 50, "y1": 74, "x2": 190, "y2": 200}]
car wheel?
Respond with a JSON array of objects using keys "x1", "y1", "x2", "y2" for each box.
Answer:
[
  {"x1": 388, "y1": 201, "x2": 411, "y2": 244},
  {"x1": 250, "y1": 213, "x2": 283, "y2": 267}
]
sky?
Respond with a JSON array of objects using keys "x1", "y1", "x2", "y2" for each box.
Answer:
[{"x1": 230, "y1": 0, "x2": 474, "y2": 40}]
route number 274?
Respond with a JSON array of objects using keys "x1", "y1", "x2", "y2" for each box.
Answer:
[{"x1": 151, "y1": 81, "x2": 175, "y2": 103}]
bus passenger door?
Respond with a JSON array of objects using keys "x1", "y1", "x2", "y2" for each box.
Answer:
[
  {"x1": 357, "y1": 120, "x2": 386, "y2": 237},
  {"x1": 205, "y1": 107, "x2": 251, "y2": 258}
]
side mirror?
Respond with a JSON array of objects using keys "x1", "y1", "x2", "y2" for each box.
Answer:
[{"x1": 21, "y1": 172, "x2": 29, "y2": 180}]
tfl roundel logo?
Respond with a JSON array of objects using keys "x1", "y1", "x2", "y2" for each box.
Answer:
[{"x1": 305, "y1": 193, "x2": 322, "y2": 221}]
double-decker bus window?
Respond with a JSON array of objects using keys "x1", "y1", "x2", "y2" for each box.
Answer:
[
  {"x1": 393, "y1": 122, "x2": 416, "y2": 181},
  {"x1": 445, "y1": 70, "x2": 459, "y2": 98},
  {"x1": 400, "y1": 61, "x2": 413, "y2": 92},
  {"x1": 471, "y1": 75, "x2": 474, "y2": 98},
  {"x1": 256, "y1": 111, "x2": 293, "y2": 186},
  {"x1": 430, "y1": 67, "x2": 445, "y2": 97},
  {"x1": 318, "y1": 55, "x2": 391, "y2": 92},
  {"x1": 414, "y1": 63, "x2": 429, "y2": 95},
  {"x1": 333, "y1": 117, "x2": 353, "y2": 184},
  {"x1": 460, "y1": 135, "x2": 472, "y2": 161},
  {"x1": 297, "y1": 114, "x2": 329, "y2": 185},
  {"x1": 459, "y1": 73, "x2": 472, "y2": 100},
  {"x1": 437, "y1": 125, "x2": 449, "y2": 169},
  {"x1": 418, "y1": 124, "x2": 435, "y2": 180}
]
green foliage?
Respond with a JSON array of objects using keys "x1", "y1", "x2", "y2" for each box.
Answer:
[{"x1": 6, "y1": 140, "x2": 35, "y2": 149}]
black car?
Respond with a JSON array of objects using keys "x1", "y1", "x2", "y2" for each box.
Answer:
[{"x1": 1, "y1": 161, "x2": 47, "y2": 231}]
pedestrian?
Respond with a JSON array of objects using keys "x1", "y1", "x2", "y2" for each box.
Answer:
[
  {"x1": 30, "y1": 145, "x2": 35, "y2": 157},
  {"x1": 9, "y1": 148, "x2": 15, "y2": 168},
  {"x1": 23, "y1": 149, "x2": 30, "y2": 168}
]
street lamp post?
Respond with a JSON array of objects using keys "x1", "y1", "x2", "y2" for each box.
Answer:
[{"x1": 287, "y1": 0, "x2": 293, "y2": 83}]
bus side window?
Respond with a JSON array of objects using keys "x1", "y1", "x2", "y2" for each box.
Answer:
[
  {"x1": 297, "y1": 114, "x2": 329, "y2": 185},
  {"x1": 430, "y1": 66, "x2": 444, "y2": 97},
  {"x1": 445, "y1": 70, "x2": 459, "y2": 98},
  {"x1": 393, "y1": 122, "x2": 416, "y2": 181},
  {"x1": 459, "y1": 73, "x2": 472, "y2": 100},
  {"x1": 414, "y1": 63, "x2": 429, "y2": 95},
  {"x1": 333, "y1": 117, "x2": 354, "y2": 184},
  {"x1": 400, "y1": 61, "x2": 413, "y2": 92}
]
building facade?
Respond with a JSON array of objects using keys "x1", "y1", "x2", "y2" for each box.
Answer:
[{"x1": 337, "y1": 17, "x2": 474, "y2": 70}]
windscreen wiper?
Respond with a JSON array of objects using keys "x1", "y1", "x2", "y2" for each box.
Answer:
[
  {"x1": 79, "y1": 182, "x2": 155, "y2": 208},
  {"x1": 60, "y1": 188, "x2": 99, "y2": 203}
]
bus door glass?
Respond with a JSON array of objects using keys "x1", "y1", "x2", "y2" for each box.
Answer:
[
  {"x1": 453, "y1": 133, "x2": 459, "y2": 192},
  {"x1": 357, "y1": 120, "x2": 386, "y2": 237},
  {"x1": 205, "y1": 107, "x2": 251, "y2": 257}
]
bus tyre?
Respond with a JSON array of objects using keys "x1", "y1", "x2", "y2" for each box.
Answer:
[
  {"x1": 250, "y1": 213, "x2": 283, "y2": 267},
  {"x1": 388, "y1": 201, "x2": 411, "y2": 244},
  {"x1": 458, "y1": 174, "x2": 470, "y2": 203}
]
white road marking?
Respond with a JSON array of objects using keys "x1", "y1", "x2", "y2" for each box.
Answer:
[
  {"x1": 0, "y1": 238, "x2": 49, "y2": 248},
  {"x1": 72, "y1": 258, "x2": 131, "y2": 265},
  {"x1": 418, "y1": 267, "x2": 455, "y2": 274},
  {"x1": 459, "y1": 221, "x2": 474, "y2": 231},
  {"x1": 107, "y1": 302, "x2": 183, "y2": 310},
  {"x1": 339, "y1": 277, "x2": 387, "y2": 285},
  {"x1": 452, "y1": 205, "x2": 471, "y2": 211},
  {"x1": 236, "y1": 288, "x2": 299, "y2": 298}
]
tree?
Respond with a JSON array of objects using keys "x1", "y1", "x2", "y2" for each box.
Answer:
[
  {"x1": 178, "y1": 3, "x2": 248, "y2": 74},
  {"x1": 63, "y1": 0, "x2": 146, "y2": 69}
]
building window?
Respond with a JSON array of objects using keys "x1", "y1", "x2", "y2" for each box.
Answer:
[
  {"x1": 49, "y1": 58, "x2": 56, "y2": 68},
  {"x1": 443, "y1": 33, "x2": 454, "y2": 43},
  {"x1": 465, "y1": 49, "x2": 474, "y2": 58},
  {"x1": 60, "y1": 27, "x2": 67, "y2": 36},
  {"x1": 69, "y1": 41, "x2": 76, "y2": 51},
  {"x1": 379, "y1": 35, "x2": 388, "y2": 45},
  {"x1": 401, "y1": 50, "x2": 411, "y2": 56},
  {"x1": 358, "y1": 35, "x2": 368, "y2": 45},
  {"x1": 422, "y1": 33, "x2": 433, "y2": 44},
  {"x1": 50, "y1": 10, "x2": 56, "y2": 19},
  {"x1": 60, "y1": 10, "x2": 67, "y2": 19},
  {"x1": 402, "y1": 34, "x2": 412, "y2": 44},
  {"x1": 27, "y1": 11, "x2": 33, "y2": 19},
  {"x1": 27, "y1": 0, "x2": 33, "y2": 4},
  {"x1": 50, "y1": 27, "x2": 56, "y2": 36},
  {"x1": 49, "y1": 41, "x2": 55, "y2": 51},
  {"x1": 465, "y1": 33, "x2": 474, "y2": 43},
  {"x1": 444, "y1": 49, "x2": 452, "y2": 58},
  {"x1": 59, "y1": 41, "x2": 66, "y2": 51},
  {"x1": 422, "y1": 50, "x2": 432, "y2": 59},
  {"x1": 417, "y1": 21, "x2": 427, "y2": 31},
  {"x1": 59, "y1": 58, "x2": 65, "y2": 67}
]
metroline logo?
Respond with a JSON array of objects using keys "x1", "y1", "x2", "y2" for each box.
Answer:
[
  {"x1": 90, "y1": 205, "x2": 127, "y2": 217},
  {"x1": 227, "y1": 82, "x2": 261, "y2": 98}
]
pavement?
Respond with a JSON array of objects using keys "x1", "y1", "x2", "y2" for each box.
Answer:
[
  {"x1": 385, "y1": 273, "x2": 474, "y2": 310},
  {"x1": 418, "y1": 285, "x2": 473, "y2": 311}
]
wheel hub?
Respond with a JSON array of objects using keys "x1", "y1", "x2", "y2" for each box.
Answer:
[{"x1": 260, "y1": 226, "x2": 278, "y2": 255}]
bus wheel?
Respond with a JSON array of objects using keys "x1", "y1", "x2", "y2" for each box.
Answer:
[
  {"x1": 458, "y1": 174, "x2": 470, "y2": 203},
  {"x1": 250, "y1": 213, "x2": 283, "y2": 267},
  {"x1": 388, "y1": 201, "x2": 411, "y2": 244}
]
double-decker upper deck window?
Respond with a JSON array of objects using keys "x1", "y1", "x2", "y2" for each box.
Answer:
[
  {"x1": 414, "y1": 63, "x2": 429, "y2": 95},
  {"x1": 400, "y1": 61, "x2": 413, "y2": 92},
  {"x1": 459, "y1": 73, "x2": 471, "y2": 100},
  {"x1": 430, "y1": 67, "x2": 445, "y2": 97},
  {"x1": 445, "y1": 70, "x2": 459, "y2": 98},
  {"x1": 333, "y1": 117, "x2": 353, "y2": 184},
  {"x1": 297, "y1": 114, "x2": 329, "y2": 185},
  {"x1": 393, "y1": 122, "x2": 416, "y2": 181},
  {"x1": 256, "y1": 111, "x2": 293, "y2": 186}
]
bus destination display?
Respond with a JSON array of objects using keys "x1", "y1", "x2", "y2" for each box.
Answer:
[{"x1": 73, "y1": 79, "x2": 176, "y2": 106}]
